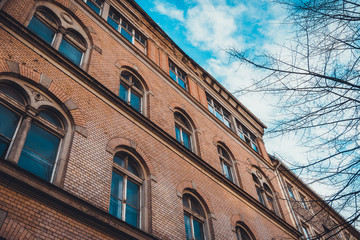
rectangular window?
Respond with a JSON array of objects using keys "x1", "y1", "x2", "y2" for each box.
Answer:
[
  {"x1": 207, "y1": 94, "x2": 233, "y2": 129},
  {"x1": 299, "y1": 193, "x2": 309, "y2": 210},
  {"x1": 107, "y1": 7, "x2": 121, "y2": 29},
  {"x1": 236, "y1": 121, "x2": 259, "y2": 152},
  {"x1": 85, "y1": 0, "x2": 103, "y2": 14},
  {"x1": 169, "y1": 61, "x2": 187, "y2": 90},
  {"x1": 301, "y1": 224, "x2": 311, "y2": 240},
  {"x1": 287, "y1": 185, "x2": 295, "y2": 199},
  {"x1": 106, "y1": 6, "x2": 147, "y2": 47}
]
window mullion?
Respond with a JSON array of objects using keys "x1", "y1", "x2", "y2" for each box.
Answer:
[
  {"x1": 122, "y1": 175, "x2": 128, "y2": 220},
  {"x1": 6, "y1": 115, "x2": 32, "y2": 164}
]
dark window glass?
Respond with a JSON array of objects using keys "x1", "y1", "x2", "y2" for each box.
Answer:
[
  {"x1": 184, "y1": 214, "x2": 192, "y2": 240},
  {"x1": 119, "y1": 83, "x2": 128, "y2": 102},
  {"x1": 256, "y1": 188, "x2": 265, "y2": 205},
  {"x1": 135, "y1": 32, "x2": 146, "y2": 45},
  {"x1": 0, "y1": 104, "x2": 20, "y2": 158},
  {"x1": 28, "y1": 16, "x2": 55, "y2": 45},
  {"x1": 193, "y1": 218, "x2": 205, "y2": 240},
  {"x1": 175, "y1": 125, "x2": 181, "y2": 143},
  {"x1": 127, "y1": 160, "x2": 139, "y2": 177},
  {"x1": 18, "y1": 124, "x2": 60, "y2": 181},
  {"x1": 237, "y1": 227, "x2": 252, "y2": 240},
  {"x1": 109, "y1": 171, "x2": 123, "y2": 219},
  {"x1": 182, "y1": 131, "x2": 191, "y2": 149},
  {"x1": 59, "y1": 38, "x2": 83, "y2": 65},
  {"x1": 125, "y1": 180, "x2": 139, "y2": 227},
  {"x1": 130, "y1": 92, "x2": 141, "y2": 112},
  {"x1": 39, "y1": 110, "x2": 62, "y2": 128},
  {"x1": 114, "y1": 154, "x2": 125, "y2": 168},
  {"x1": 0, "y1": 85, "x2": 25, "y2": 104}
]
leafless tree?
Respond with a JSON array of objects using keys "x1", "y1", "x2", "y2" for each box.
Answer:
[{"x1": 228, "y1": 0, "x2": 360, "y2": 233}]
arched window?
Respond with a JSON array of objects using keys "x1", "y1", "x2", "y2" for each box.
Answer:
[
  {"x1": 0, "y1": 80, "x2": 71, "y2": 183},
  {"x1": 109, "y1": 152, "x2": 143, "y2": 228},
  {"x1": 27, "y1": 6, "x2": 89, "y2": 67},
  {"x1": 119, "y1": 71, "x2": 144, "y2": 113},
  {"x1": 236, "y1": 225, "x2": 255, "y2": 240},
  {"x1": 183, "y1": 194, "x2": 206, "y2": 240},
  {"x1": 252, "y1": 170, "x2": 276, "y2": 212},
  {"x1": 174, "y1": 112, "x2": 194, "y2": 151},
  {"x1": 217, "y1": 145, "x2": 234, "y2": 183}
]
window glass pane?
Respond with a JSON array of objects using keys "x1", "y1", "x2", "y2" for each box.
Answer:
[
  {"x1": 178, "y1": 78, "x2": 186, "y2": 90},
  {"x1": 288, "y1": 186, "x2": 295, "y2": 199},
  {"x1": 169, "y1": 69, "x2": 177, "y2": 82},
  {"x1": 208, "y1": 104, "x2": 214, "y2": 114},
  {"x1": 111, "y1": 171, "x2": 123, "y2": 199},
  {"x1": 0, "y1": 104, "x2": 20, "y2": 140},
  {"x1": 107, "y1": 16, "x2": 119, "y2": 30},
  {"x1": 119, "y1": 83, "x2": 128, "y2": 102},
  {"x1": 86, "y1": 0, "x2": 101, "y2": 14},
  {"x1": 175, "y1": 125, "x2": 181, "y2": 143},
  {"x1": 127, "y1": 159, "x2": 140, "y2": 177},
  {"x1": 256, "y1": 188, "x2": 264, "y2": 205},
  {"x1": 193, "y1": 219, "x2": 204, "y2": 240},
  {"x1": 109, "y1": 196, "x2": 122, "y2": 219},
  {"x1": 182, "y1": 131, "x2": 191, "y2": 150},
  {"x1": 184, "y1": 214, "x2": 192, "y2": 240},
  {"x1": 39, "y1": 110, "x2": 62, "y2": 128},
  {"x1": 239, "y1": 228, "x2": 251, "y2": 240},
  {"x1": 121, "y1": 28, "x2": 133, "y2": 43},
  {"x1": 215, "y1": 110, "x2": 223, "y2": 122},
  {"x1": 18, "y1": 124, "x2": 60, "y2": 181},
  {"x1": 130, "y1": 92, "x2": 141, "y2": 112},
  {"x1": 28, "y1": 16, "x2": 55, "y2": 45},
  {"x1": 114, "y1": 154, "x2": 125, "y2": 168},
  {"x1": 59, "y1": 39, "x2": 83, "y2": 65},
  {"x1": 125, "y1": 205, "x2": 138, "y2": 227},
  {"x1": 0, "y1": 85, "x2": 25, "y2": 104},
  {"x1": 126, "y1": 180, "x2": 139, "y2": 207},
  {"x1": 223, "y1": 163, "x2": 233, "y2": 182},
  {"x1": 251, "y1": 142, "x2": 258, "y2": 152},
  {"x1": 267, "y1": 195, "x2": 274, "y2": 211},
  {"x1": 224, "y1": 118, "x2": 231, "y2": 128}
]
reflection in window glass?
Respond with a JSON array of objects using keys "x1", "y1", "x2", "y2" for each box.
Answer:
[
  {"x1": 59, "y1": 39, "x2": 83, "y2": 65},
  {"x1": 0, "y1": 104, "x2": 20, "y2": 158},
  {"x1": 18, "y1": 124, "x2": 60, "y2": 181},
  {"x1": 28, "y1": 16, "x2": 55, "y2": 45}
]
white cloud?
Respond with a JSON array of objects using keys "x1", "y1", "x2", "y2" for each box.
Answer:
[{"x1": 153, "y1": 0, "x2": 185, "y2": 22}]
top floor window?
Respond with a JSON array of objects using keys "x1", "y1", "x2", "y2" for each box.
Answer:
[
  {"x1": 236, "y1": 121, "x2": 258, "y2": 152},
  {"x1": 107, "y1": 6, "x2": 146, "y2": 46},
  {"x1": 287, "y1": 184, "x2": 296, "y2": 199},
  {"x1": 84, "y1": 0, "x2": 104, "y2": 15},
  {"x1": 27, "y1": 5, "x2": 90, "y2": 68},
  {"x1": 169, "y1": 61, "x2": 187, "y2": 90},
  {"x1": 206, "y1": 94, "x2": 232, "y2": 129},
  {"x1": 301, "y1": 224, "x2": 312, "y2": 240},
  {"x1": 299, "y1": 193, "x2": 309, "y2": 210}
]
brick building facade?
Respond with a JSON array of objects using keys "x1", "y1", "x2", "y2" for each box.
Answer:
[{"x1": 0, "y1": 0, "x2": 358, "y2": 239}]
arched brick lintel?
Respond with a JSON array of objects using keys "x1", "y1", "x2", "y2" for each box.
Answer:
[
  {"x1": 106, "y1": 137, "x2": 157, "y2": 178},
  {"x1": 0, "y1": 58, "x2": 87, "y2": 135},
  {"x1": 0, "y1": 217, "x2": 38, "y2": 240},
  {"x1": 176, "y1": 180, "x2": 214, "y2": 214}
]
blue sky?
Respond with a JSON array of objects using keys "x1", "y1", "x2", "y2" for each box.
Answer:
[{"x1": 134, "y1": 0, "x2": 301, "y2": 160}]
